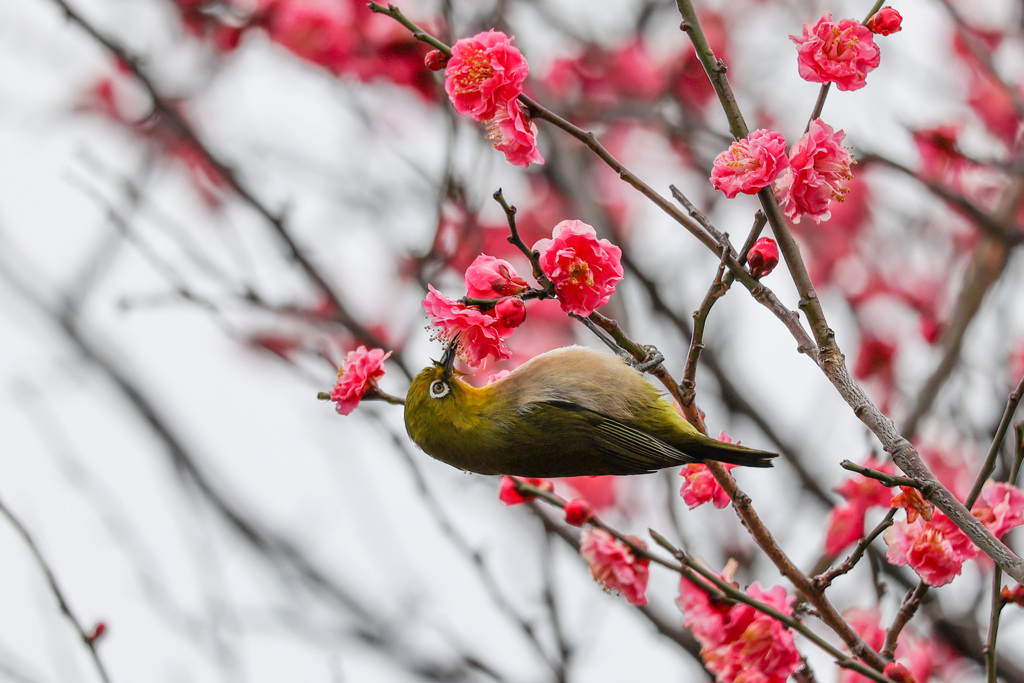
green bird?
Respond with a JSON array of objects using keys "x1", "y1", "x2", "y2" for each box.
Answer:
[{"x1": 404, "y1": 344, "x2": 777, "y2": 477}]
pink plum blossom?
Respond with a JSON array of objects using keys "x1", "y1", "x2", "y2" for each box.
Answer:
[
  {"x1": 710, "y1": 128, "x2": 789, "y2": 198},
  {"x1": 776, "y1": 118, "x2": 854, "y2": 224},
  {"x1": 791, "y1": 12, "x2": 881, "y2": 91},
  {"x1": 445, "y1": 30, "x2": 528, "y2": 122},
  {"x1": 534, "y1": 220, "x2": 623, "y2": 316},
  {"x1": 823, "y1": 456, "x2": 894, "y2": 554},
  {"x1": 498, "y1": 475, "x2": 552, "y2": 505},
  {"x1": 267, "y1": 0, "x2": 354, "y2": 73},
  {"x1": 579, "y1": 528, "x2": 649, "y2": 605},
  {"x1": 563, "y1": 499, "x2": 594, "y2": 526},
  {"x1": 329, "y1": 345, "x2": 391, "y2": 415}
]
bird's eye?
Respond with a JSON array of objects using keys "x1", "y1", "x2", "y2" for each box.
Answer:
[{"x1": 429, "y1": 379, "x2": 450, "y2": 399}]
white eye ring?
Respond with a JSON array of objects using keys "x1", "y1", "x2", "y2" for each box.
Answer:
[{"x1": 429, "y1": 379, "x2": 450, "y2": 399}]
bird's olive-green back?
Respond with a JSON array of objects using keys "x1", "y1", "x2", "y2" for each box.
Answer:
[{"x1": 404, "y1": 346, "x2": 776, "y2": 476}]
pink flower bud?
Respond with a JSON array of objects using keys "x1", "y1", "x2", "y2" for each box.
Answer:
[
  {"x1": 493, "y1": 297, "x2": 526, "y2": 330},
  {"x1": 564, "y1": 499, "x2": 593, "y2": 526},
  {"x1": 867, "y1": 7, "x2": 903, "y2": 36},
  {"x1": 883, "y1": 662, "x2": 916, "y2": 683},
  {"x1": 747, "y1": 237, "x2": 779, "y2": 279},
  {"x1": 465, "y1": 254, "x2": 528, "y2": 299},
  {"x1": 424, "y1": 49, "x2": 448, "y2": 71}
]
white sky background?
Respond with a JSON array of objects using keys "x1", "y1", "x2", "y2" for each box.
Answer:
[{"x1": 1, "y1": 0, "x2": 1023, "y2": 682}]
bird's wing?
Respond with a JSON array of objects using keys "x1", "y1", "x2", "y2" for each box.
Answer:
[{"x1": 520, "y1": 400, "x2": 701, "y2": 475}]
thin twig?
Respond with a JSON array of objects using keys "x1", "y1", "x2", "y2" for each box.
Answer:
[
  {"x1": 0, "y1": 494, "x2": 112, "y2": 683},
  {"x1": 882, "y1": 582, "x2": 928, "y2": 659}
]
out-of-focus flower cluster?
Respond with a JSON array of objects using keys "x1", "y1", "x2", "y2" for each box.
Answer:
[
  {"x1": 677, "y1": 567, "x2": 802, "y2": 683},
  {"x1": 823, "y1": 455, "x2": 1024, "y2": 587}
]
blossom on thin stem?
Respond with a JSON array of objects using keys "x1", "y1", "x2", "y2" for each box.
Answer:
[
  {"x1": 791, "y1": 12, "x2": 881, "y2": 92},
  {"x1": 579, "y1": 528, "x2": 649, "y2": 605},
  {"x1": 330, "y1": 345, "x2": 392, "y2": 415},
  {"x1": 824, "y1": 456, "x2": 894, "y2": 554},
  {"x1": 534, "y1": 220, "x2": 623, "y2": 316},
  {"x1": 776, "y1": 118, "x2": 854, "y2": 224},
  {"x1": 710, "y1": 128, "x2": 789, "y2": 198},
  {"x1": 498, "y1": 475, "x2": 552, "y2": 505}
]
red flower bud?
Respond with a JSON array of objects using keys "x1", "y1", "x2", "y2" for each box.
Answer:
[
  {"x1": 86, "y1": 621, "x2": 107, "y2": 644},
  {"x1": 494, "y1": 297, "x2": 526, "y2": 330},
  {"x1": 564, "y1": 498, "x2": 594, "y2": 526},
  {"x1": 424, "y1": 49, "x2": 449, "y2": 71},
  {"x1": 747, "y1": 237, "x2": 779, "y2": 279},
  {"x1": 1002, "y1": 584, "x2": 1024, "y2": 607},
  {"x1": 867, "y1": 7, "x2": 903, "y2": 36},
  {"x1": 498, "y1": 476, "x2": 552, "y2": 505},
  {"x1": 883, "y1": 662, "x2": 916, "y2": 683}
]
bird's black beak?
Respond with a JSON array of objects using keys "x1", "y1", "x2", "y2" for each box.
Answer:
[{"x1": 440, "y1": 335, "x2": 459, "y2": 374}]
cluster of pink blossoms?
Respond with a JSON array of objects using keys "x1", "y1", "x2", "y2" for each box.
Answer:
[
  {"x1": 677, "y1": 570, "x2": 802, "y2": 683},
  {"x1": 710, "y1": 119, "x2": 854, "y2": 225},
  {"x1": 424, "y1": 220, "x2": 622, "y2": 367},
  {"x1": 709, "y1": 10, "x2": 904, "y2": 223},
  {"x1": 885, "y1": 480, "x2": 1024, "y2": 586},
  {"x1": 422, "y1": 253, "x2": 528, "y2": 367},
  {"x1": 445, "y1": 30, "x2": 543, "y2": 167}
]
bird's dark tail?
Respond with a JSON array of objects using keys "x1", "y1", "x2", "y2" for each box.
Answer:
[{"x1": 689, "y1": 438, "x2": 778, "y2": 468}]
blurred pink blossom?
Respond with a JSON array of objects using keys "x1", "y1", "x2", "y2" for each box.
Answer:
[{"x1": 579, "y1": 528, "x2": 649, "y2": 605}]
